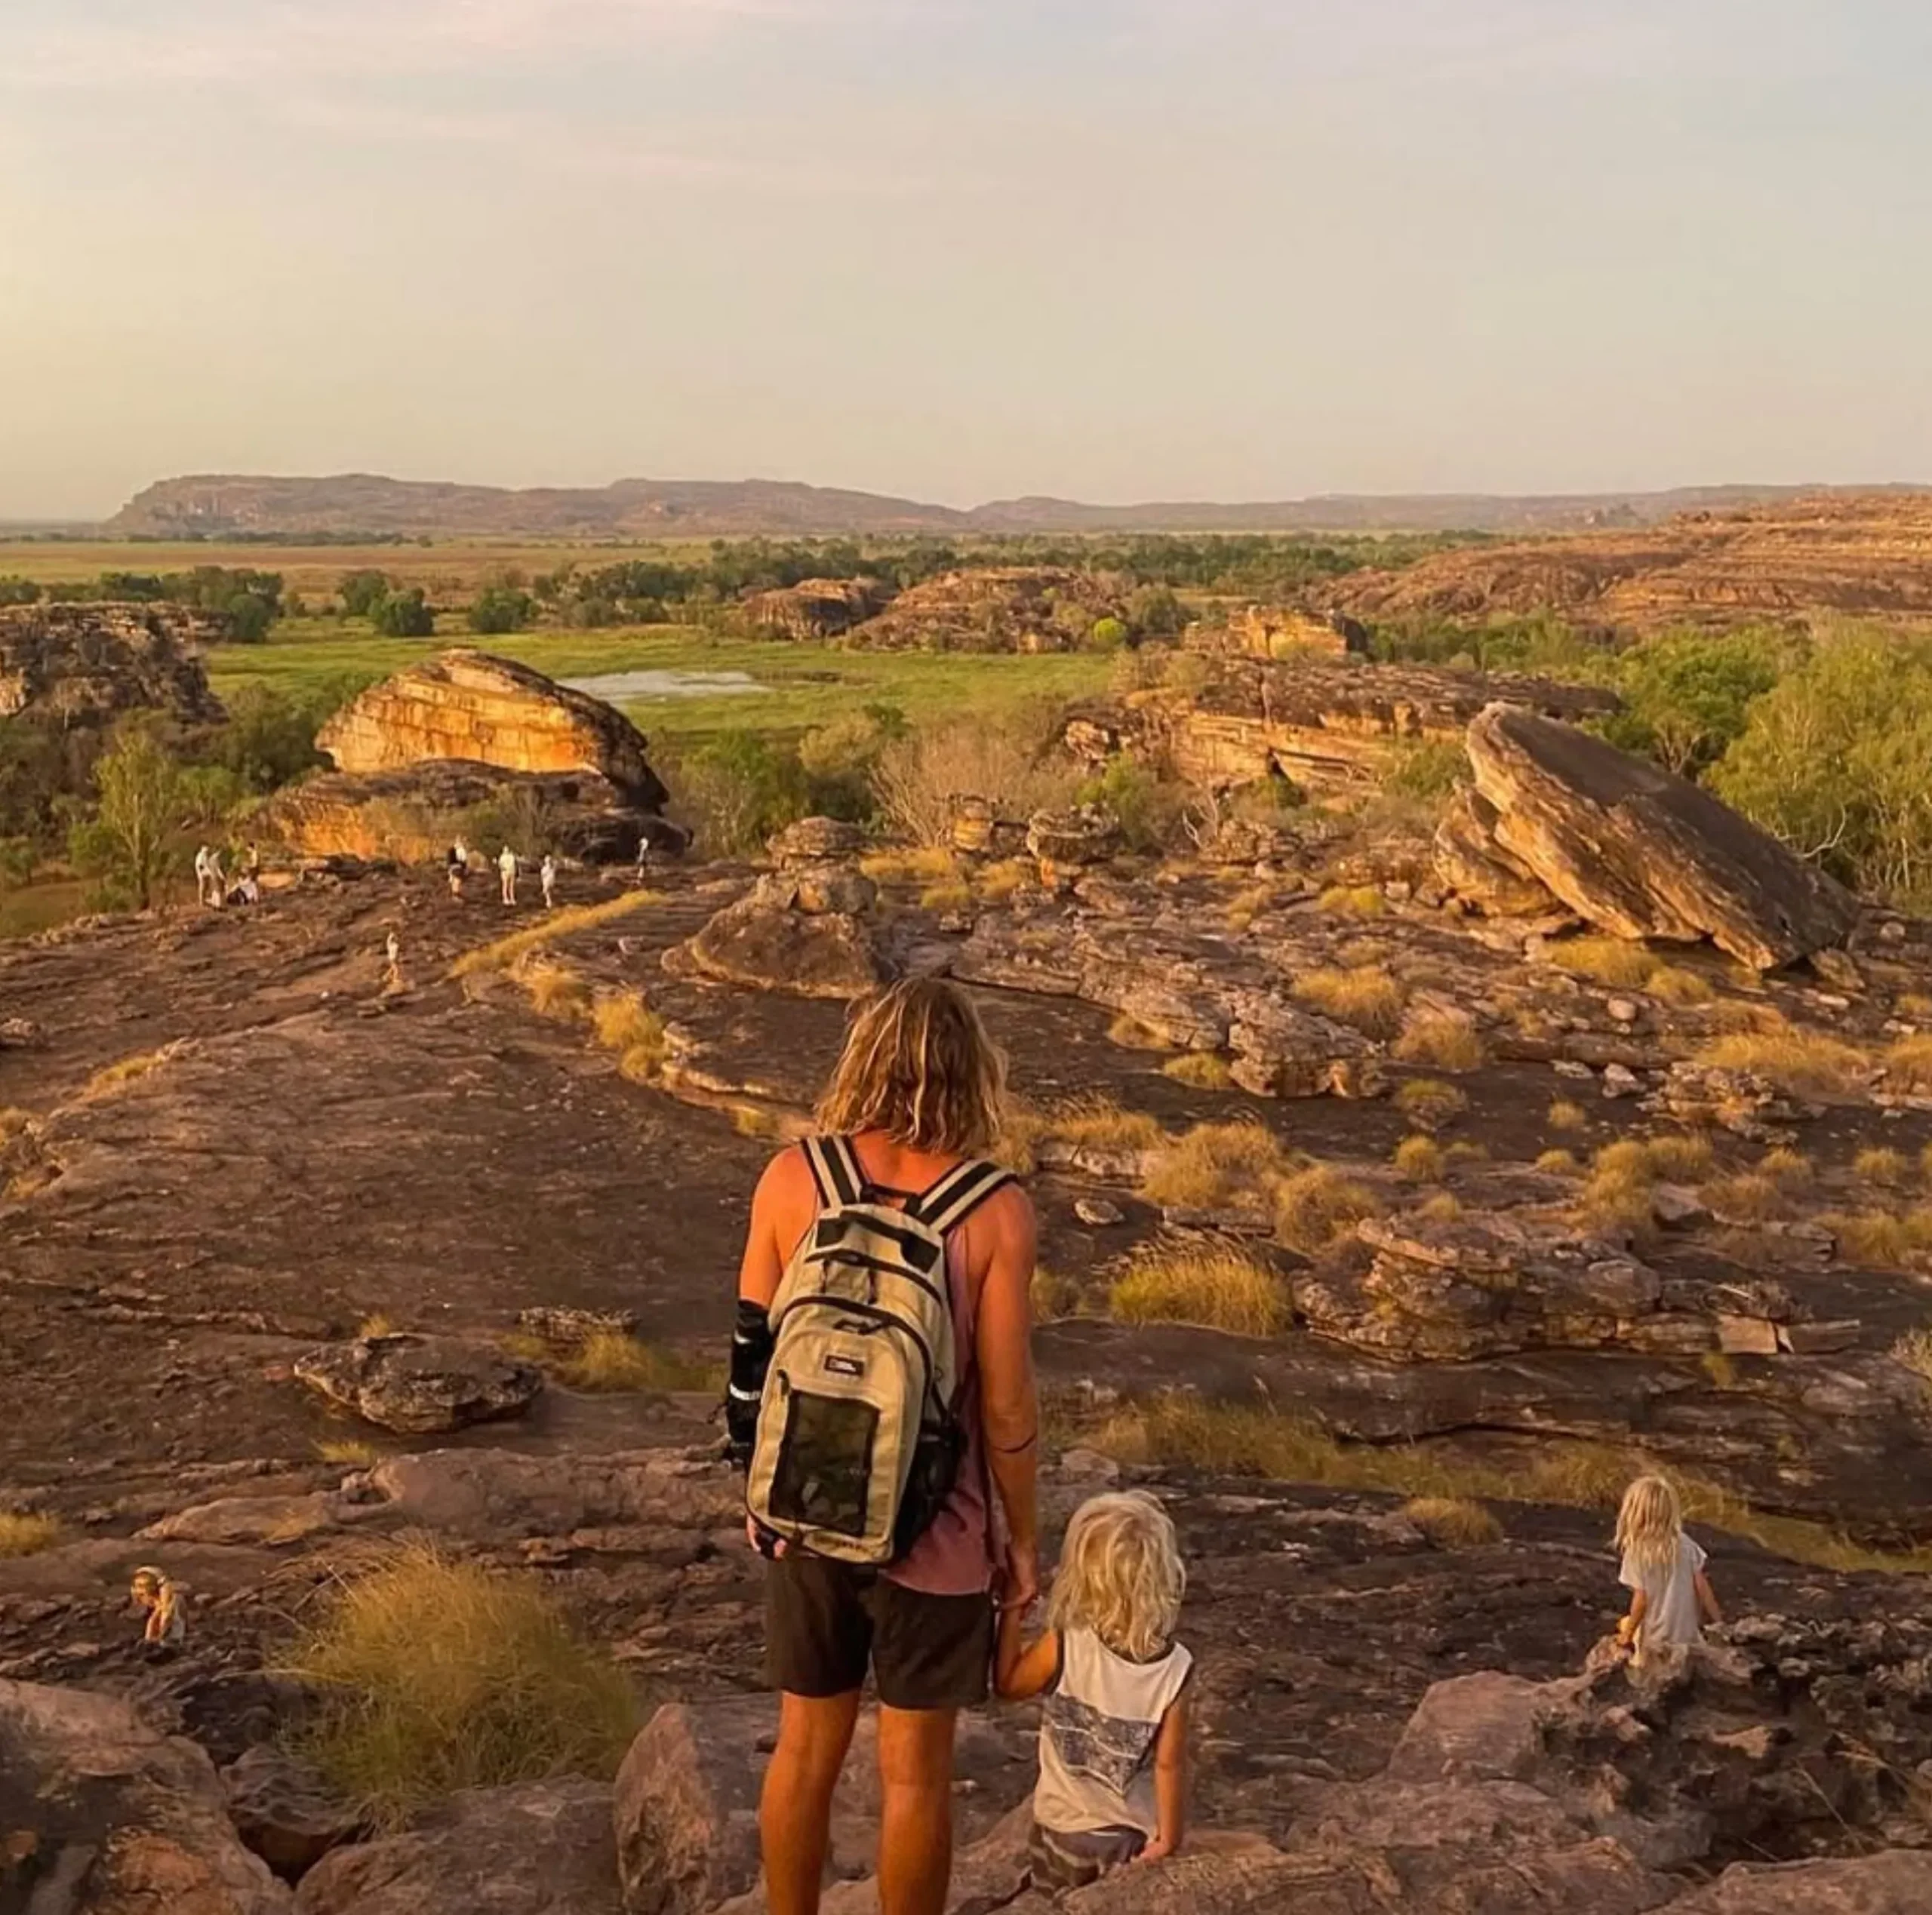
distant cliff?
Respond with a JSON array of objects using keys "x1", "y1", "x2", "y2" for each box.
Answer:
[{"x1": 105, "y1": 472, "x2": 1932, "y2": 541}]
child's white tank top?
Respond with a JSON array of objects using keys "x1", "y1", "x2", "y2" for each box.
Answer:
[{"x1": 1032, "y1": 1627, "x2": 1194, "y2": 1837}]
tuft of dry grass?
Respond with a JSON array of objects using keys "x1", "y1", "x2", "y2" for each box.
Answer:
[
  {"x1": 590, "y1": 990, "x2": 668, "y2": 1084},
  {"x1": 358, "y1": 1314, "x2": 398, "y2": 1340},
  {"x1": 1395, "y1": 1010, "x2": 1485, "y2": 1072},
  {"x1": 1647, "y1": 965, "x2": 1715, "y2": 1006},
  {"x1": 920, "y1": 881, "x2": 974, "y2": 913},
  {"x1": 1894, "y1": 1329, "x2": 1932, "y2": 1382},
  {"x1": 316, "y1": 1438, "x2": 381, "y2": 1468},
  {"x1": 1696, "y1": 1022, "x2": 1869, "y2": 1100},
  {"x1": 1394, "y1": 1078, "x2": 1467, "y2": 1131},
  {"x1": 1317, "y1": 885, "x2": 1386, "y2": 919},
  {"x1": 1141, "y1": 1120, "x2": 1291, "y2": 1210},
  {"x1": 552, "y1": 1332, "x2": 701, "y2": 1393},
  {"x1": 1704, "y1": 1173, "x2": 1783, "y2": 1220},
  {"x1": 1402, "y1": 1497, "x2": 1503, "y2": 1549},
  {"x1": 1882, "y1": 1034, "x2": 1932, "y2": 1093},
  {"x1": 1392, "y1": 1136, "x2": 1447, "y2": 1183},
  {"x1": 1854, "y1": 1145, "x2": 1910, "y2": 1188},
  {"x1": 518, "y1": 959, "x2": 589, "y2": 1021},
  {"x1": 1547, "y1": 1099, "x2": 1587, "y2": 1133},
  {"x1": 1223, "y1": 884, "x2": 1278, "y2": 931},
  {"x1": 1274, "y1": 1165, "x2": 1382, "y2": 1254},
  {"x1": 1548, "y1": 938, "x2": 1660, "y2": 989},
  {"x1": 1821, "y1": 1208, "x2": 1932, "y2": 1268},
  {"x1": 1006, "y1": 1098, "x2": 1165, "y2": 1176},
  {"x1": 1535, "y1": 1148, "x2": 1582, "y2": 1176},
  {"x1": 1107, "y1": 1013, "x2": 1174, "y2": 1052},
  {"x1": 286, "y1": 1542, "x2": 639, "y2": 1829},
  {"x1": 82, "y1": 1045, "x2": 182, "y2": 1102},
  {"x1": 1108, "y1": 1242, "x2": 1290, "y2": 1339},
  {"x1": 974, "y1": 859, "x2": 1031, "y2": 903},
  {"x1": 860, "y1": 846, "x2": 958, "y2": 885},
  {"x1": 1417, "y1": 1191, "x2": 1463, "y2": 1222},
  {"x1": 1644, "y1": 1132, "x2": 1714, "y2": 1182},
  {"x1": 0, "y1": 1512, "x2": 63, "y2": 1558},
  {"x1": 1161, "y1": 1053, "x2": 1235, "y2": 1092},
  {"x1": 1032, "y1": 1268, "x2": 1087, "y2": 1323},
  {"x1": 448, "y1": 893, "x2": 658, "y2": 979},
  {"x1": 1760, "y1": 1147, "x2": 1814, "y2": 1190},
  {"x1": 1293, "y1": 967, "x2": 1405, "y2": 1038}
]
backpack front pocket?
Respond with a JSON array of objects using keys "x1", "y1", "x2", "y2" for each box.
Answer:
[{"x1": 768, "y1": 1382, "x2": 881, "y2": 1539}]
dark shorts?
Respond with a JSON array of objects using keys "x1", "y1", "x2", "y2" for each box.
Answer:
[{"x1": 764, "y1": 1554, "x2": 993, "y2": 1711}]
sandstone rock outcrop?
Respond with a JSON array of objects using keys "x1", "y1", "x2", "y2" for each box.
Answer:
[
  {"x1": 0, "y1": 1676, "x2": 294, "y2": 1913},
  {"x1": 270, "y1": 650, "x2": 677, "y2": 862},
  {"x1": 1065, "y1": 658, "x2": 1620, "y2": 794},
  {"x1": 0, "y1": 601, "x2": 226, "y2": 727},
  {"x1": 1446, "y1": 705, "x2": 1858, "y2": 969},
  {"x1": 1196, "y1": 605, "x2": 1367, "y2": 659},
  {"x1": 318, "y1": 650, "x2": 666, "y2": 797},
  {"x1": 291, "y1": 1334, "x2": 543, "y2": 1434},
  {"x1": 1324, "y1": 491, "x2": 1932, "y2": 633},
  {"x1": 844, "y1": 568, "x2": 1133, "y2": 653},
  {"x1": 742, "y1": 578, "x2": 891, "y2": 640}
]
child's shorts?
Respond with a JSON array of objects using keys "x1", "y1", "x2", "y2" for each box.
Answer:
[{"x1": 1028, "y1": 1821, "x2": 1146, "y2": 1895}]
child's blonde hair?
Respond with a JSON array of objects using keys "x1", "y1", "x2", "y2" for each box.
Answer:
[
  {"x1": 1048, "y1": 1491, "x2": 1185, "y2": 1662},
  {"x1": 1615, "y1": 1474, "x2": 1684, "y2": 1572}
]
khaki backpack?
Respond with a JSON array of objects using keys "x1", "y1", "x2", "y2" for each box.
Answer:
[{"x1": 746, "y1": 1136, "x2": 1012, "y2": 1567}]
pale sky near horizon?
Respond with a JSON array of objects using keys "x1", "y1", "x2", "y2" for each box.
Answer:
[{"x1": 3, "y1": 0, "x2": 1928, "y2": 520}]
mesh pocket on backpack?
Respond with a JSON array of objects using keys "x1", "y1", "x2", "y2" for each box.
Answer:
[{"x1": 770, "y1": 1391, "x2": 879, "y2": 1538}]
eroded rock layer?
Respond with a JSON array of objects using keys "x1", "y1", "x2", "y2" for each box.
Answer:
[{"x1": 0, "y1": 601, "x2": 226, "y2": 727}]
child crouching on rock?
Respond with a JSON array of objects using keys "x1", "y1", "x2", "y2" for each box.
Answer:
[
  {"x1": 996, "y1": 1490, "x2": 1192, "y2": 1894},
  {"x1": 1615, "y1": 1474, "x2": 1722, "y2": 1667}
]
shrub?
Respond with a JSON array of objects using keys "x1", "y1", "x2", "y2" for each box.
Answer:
[
  {"x1": 1535, "y1": 1148, "x2": 1581, "y2": 1176},
  {"x1": 340, "y1": 569, "x2": 393, "y2": 618},
  {"x1": 1395, "y1": 1010, "x2": 1485, "y2": 1071},
  {"x1": 0, "y1": 1512, "x2": 61, "y2": 1557},
  {"x1": 1108, "y1": 1243, "x2": 1290, "y2": 1338},
  {"x1": 1547, "y1": 938, "x2": 1658, "y2": 989},
  {"x1": 1392, "y1": 1136, "x2": 1446, "y2": 1182},
  {"x1": 1547, "y1": 1099, "x2": 1587, "y2": 1133},
  {"x1": 1854, "y1": 1146, "x2": 1909, "y2": 1188},
  {"x1": 468, "y1": 585, "x2": 536, "y2": 636},
  {"x1": 1883, "y1": 1035, "x2": 1932, "y2": 1093},
  {"x1": 590, "y1": 990, "x2": 667, "y2": 1083},
  {"x1": 518, "y1": 960, "x2": 589, "y2": 1021},
  {"x1": 1294, "y1": 966, "x2": 1404, "y2": 1037},
  {"x1": 1274, "y1": 1165, "x2": 1380, "y2": 1253},
  {"x1": 1696, "y1": 1024, "x2": 1868, "y2": 1099},
  {"x1": 372, "y1": 587, "x2": 435, "y2": 638},
  {"x1": 1142, "y1": 1120, "x2": 1290, "y2": 1210},
  {"x1": 1088, "y1": 615, "x2": 1130, "y2": 651},
  {"x1": 1383, "y1": 742, "x2": 1467, "y2": 801},
  {"x1": 872, "y1": 712, "x2": 1069, "y2": 848},
  {"x1": 288, "y1": 1544, "x2": 638, "y2": 1827},
  {"x1": 1318, "y1": 885, "x2": 1385, "y2": 918},
  {"x1": 672, "y1": 731, "x2": 813, "y2": 856},
  {"x1": 1394, "y1": 1078, "x2": 1467, "y2": 1130},
  {"x1": 1402, "y1": 1497, "x2": 1503, "y2": 1549},
  {"x1": 1161, "y1": 1053, "x2": 1234, "y2": 1091},
  {"x1": 1075, "y1": 755, "x2": 1185, "y2": 854}
]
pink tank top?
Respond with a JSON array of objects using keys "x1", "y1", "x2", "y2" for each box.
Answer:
[{"x1": 887, "y1": 1233, "x2": 995, "y2": 1597}]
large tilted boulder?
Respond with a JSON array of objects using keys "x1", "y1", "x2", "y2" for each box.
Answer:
[
  {"x1": 294, "y1": 1780, "x2": 621, "y2": 1915},
  {"x1": 291, "y1": 1334, "x2": 542, "y2": 1434},
  {"x1": 0, "y1": 1677, "x2": 294, "y2": 1913},
  {"x1": 1447, "y1": 705, "x2": 1857, "y2": 969},
  {"x1": 0, "y1": 601, "x2": 226, "y2": 727},
  {"x1": 318, "y1": 650, "x2": 664, "y2": 796},
  {"x1": 272, "y1": 650, "x2": 678, "y2": 864}
]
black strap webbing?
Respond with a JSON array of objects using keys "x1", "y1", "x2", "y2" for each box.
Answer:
[
  {"x1": 802, "y1": 1136, "x2": 861, "y2": 1208},
  {"x1": 909, "y1": 1158, "x2": 1014, "y2": 1237}
]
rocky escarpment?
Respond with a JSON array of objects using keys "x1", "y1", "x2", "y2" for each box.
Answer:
[
  {"x1": 1321, "y1": 491, "x2": 1932, "y2": 632},
  {"x1": 741, "y1": 578, "x2": 893, "y2": 640},
  {"x1": 0, "y1": 601, "x2": 226, "y2": 727},
  {"x1": 270, "y1": 650, "x2": 675, "y2": 863},
  {"x1": 843, "y1": 567, "x2": 1135, "y2": 653},
  {"x1": 1065, "y1": 656, "x2": 1620, "y2": 793},
  {"x1": 1439, "y1": 705, "x2": 1859, "y2": 969}
]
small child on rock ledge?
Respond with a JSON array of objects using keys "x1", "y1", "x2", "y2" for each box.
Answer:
[
  {"x1": 995, "y1": 1491, "x2": 1193, "y2": 1894},
  {"x1": 1615, "y1": 1475, "x2": 1723, "y2": 1668}
]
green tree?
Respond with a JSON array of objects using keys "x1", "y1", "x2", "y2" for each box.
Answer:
[
  {"x1": 340, "y1": 570, "x2": 394, "y2": 618},
  {"x1": 1601, "y1": 628, "x2": 1790, "y2": 776},
  {"x1": 67, "y1": 721, "x2": 185, "y2": 910},
  {"x1": 373, "y1": 588, "x2": 436, "y2": 638},
  {"x1": 0, "y1": 576, "x2": 42, "y2": 607},
  {"x1": 1087, "y1": 616, "x2": 1131, "y2": 653},
  {"x1": 1712, "y1": 629, "x2": 1932, "y2": 901},
  {"x1": 468, "y1": 586, "x2": 536, "y2": 636}
]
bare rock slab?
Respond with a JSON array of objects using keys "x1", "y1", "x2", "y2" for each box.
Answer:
[
  {"x1": 223, "y1": 1746, "x2": 365, "y2": 1882},
  {"x1": 614, "y1": 1698, "x2": 768, "y2": 1915},
  {"x1": 669, "y1": 896, "x2": 891, "y2": 1001},
  {"x1": 1666, "y1": 1853, "x2": 1932, "y2": 1913},
  {"x1": 0, "y1": 1676, "x2": 294, "y2": 1913},
  {"x1": 292, "y1": 1334, "x2": 542, "y2": 1434},
  {"x1": 1454, "y1": 705, "x2": 1857, "y2": 970},
  {"x1": 294, "y1": 1779, "x2": 620, "y2": 1915}
]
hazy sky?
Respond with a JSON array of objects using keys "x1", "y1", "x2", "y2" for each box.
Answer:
[{"x1": 4, "y1": 0, "x2": 1929, "y2": 518}]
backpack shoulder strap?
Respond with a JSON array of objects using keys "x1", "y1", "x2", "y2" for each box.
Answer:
[
  {"x1": 801, "y1": 1135, "x2": 864, "y2": 1209},
  {"x1": 906, "y1": 1157, "x2": 1014, "y2": 1237}
]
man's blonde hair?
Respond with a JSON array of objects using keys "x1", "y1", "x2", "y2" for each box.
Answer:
[
  {"x1": 815, "y1": 977, "x2": 1007, "y2": 1157},
  {"x1": 1048, "y1": 1491, "x2": 1185, "y2": 1662},
  {"x1": 1615, "y1": 1474, "x2": 1684, "y2": 1572}
]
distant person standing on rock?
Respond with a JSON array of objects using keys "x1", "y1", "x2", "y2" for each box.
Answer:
[
  {"x1": 540, "y1": 853, "x2": 558, "y2": 910},
  {"x1": 193, "y1": 845, "x2": 214, "y2": 908},
  {"x1": 204, "y1": 845, "x2": 226, "y2": 908},
  {"x1": 730, "y1": 977, "x2": 1039, "y2": 1915},
  {"x1": 447, "y1": 843, "x2": 466, "y2": 900},
  {"x1": 498, "y1": 844, "x2": 518, "y2": 907}
]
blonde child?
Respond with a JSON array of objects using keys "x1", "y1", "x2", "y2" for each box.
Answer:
[
  {"x1": 1615, "y1": 1475, "x2": 1722, "y2": 1665},
  {"x1": 130, "y1": 1566, "x2": 186, "y2": 1646},
  {"x1": 996, "y1": 1492, "x2": 1192, "y2": 1894}
]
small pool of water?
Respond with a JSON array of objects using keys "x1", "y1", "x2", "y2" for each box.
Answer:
[{"x1": 563, "y1": 669, "x2": 765, "y2": 701}]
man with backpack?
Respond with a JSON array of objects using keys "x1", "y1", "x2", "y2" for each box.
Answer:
[{"x1": 730, "y1": 977, "x2": 1039, "y2": 1915}]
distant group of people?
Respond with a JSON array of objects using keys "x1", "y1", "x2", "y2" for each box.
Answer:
[
  {"x1": 443, "y1": 838, "x2": 560, "y2": 910},
  {"x1": 720, "y1": 977, "x2": 1734, "y2": 1915},
  {"x1": 193, "y1": 843, "x2": 261, "y2": 909}
]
